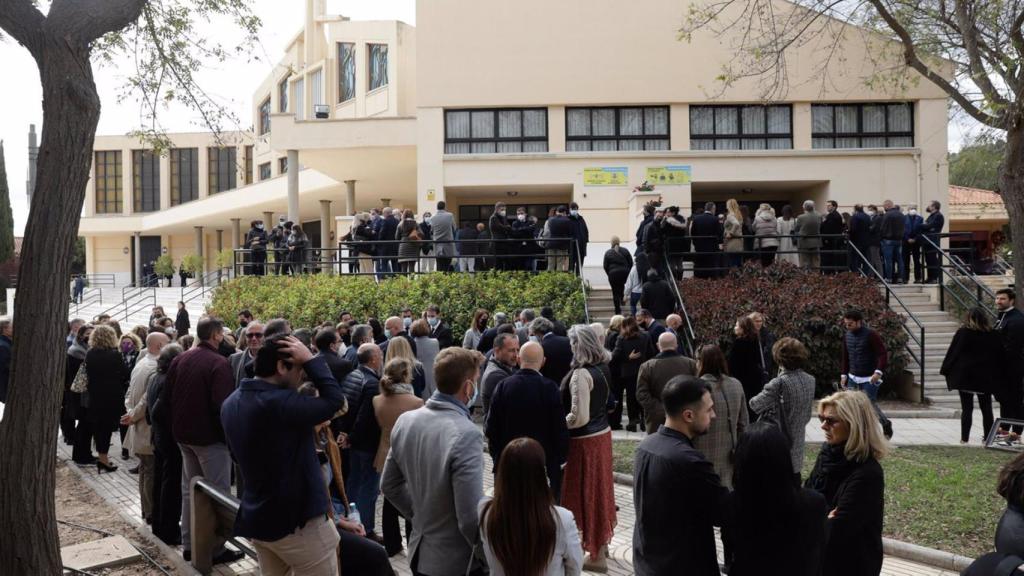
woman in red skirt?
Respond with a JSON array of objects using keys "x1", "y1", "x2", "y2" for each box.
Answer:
[{"x1": 561, "y1": 324, "x2": 617, "y2": 572}]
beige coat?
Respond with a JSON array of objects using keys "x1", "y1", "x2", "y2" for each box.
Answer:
[
  {"x1": 124, "y1": 353, "x2": 158, "y2": 456},
  {"x1": 724, "y1": 214, "x2": 744, "y2": 252},
  {"x1": 373, "y1": 391, "x2": 424, "y2": 471}
]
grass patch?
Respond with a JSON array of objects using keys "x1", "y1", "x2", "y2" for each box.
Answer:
[{"x1": 614, "y1": 440, "x2": 1008, "y2": 558}]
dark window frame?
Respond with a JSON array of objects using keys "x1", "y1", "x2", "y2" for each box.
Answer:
[
  {"x1": 207, "y1": 146, "x2": 237, "y2": 195},
  {"x1": 565, "y1": 105, "x2": 671, "y2": 152},
  {"x1": 279, "y1": 156, "x2": 289, "y2": 174},
  {"x1": 170, "y1": 147, "x2": 199, "y2": 206},
  {"x1": 131, "y1": 150, "x2": 160, "y2": 213},
  {"x1": 258, "y1": 162, "x2": 272, "y2": 181},
  {"x1": 258, "y1": 97, "x2": 271, "y2": 135},
  {"x1": 688, "y1": 104, "x2": 794, "y2": 150},
  {"x1": 278, "y1": 78, "x2": 289, "y2": 113},
  {"x1": 811, "y1": 103, "x2": 915, "y2": 149},
  {"x1": 444, "y1": 108, "x2": 549, "y2": 154},
  {"x1": 338, "y1": 42, "x2": 356, "y2": 103},
  {"x1": 94, "y1": 150, "x2": 123, "y2": 214}
]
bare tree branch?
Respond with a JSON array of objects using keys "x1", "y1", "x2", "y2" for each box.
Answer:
[{"x1": 954, "y1": 0, "x2": 1011, "y2": 109}]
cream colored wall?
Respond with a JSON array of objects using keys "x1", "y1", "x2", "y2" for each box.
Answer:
[{"x1": 90, "y1": 236, "x2": 131, "y2": 274}]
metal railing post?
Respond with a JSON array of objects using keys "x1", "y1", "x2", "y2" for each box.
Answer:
[{"x1": 920, "y1": 326, "x2": 926, "y2": 404}]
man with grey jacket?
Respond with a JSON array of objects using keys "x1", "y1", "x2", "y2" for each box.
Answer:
[
  {"x1": 795, "y1": 200, "x2": 822, "y2": 271},
  {"x1": 382, "y1": 347, "x2": 486, "y2": 576},
  {"x1": 429, "y1": 201, "x2": 458, "y2": 272}
]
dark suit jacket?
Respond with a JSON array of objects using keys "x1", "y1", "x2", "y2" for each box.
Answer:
[
  {"x1": 0, "y1": 335, "x2": 10, "y2": 403},
  {"x1": 85, "y1": 348, "x2": 131, "y2": 427},
  {"x1": 431, "y1": 322, "x2": 455, "y2": 349},
  {"x1": 316, "y1": 350, "x2": 354, "y2": 387},
  {"x1": 378, "y1": 216, "x2": 400, "y2": 256},
  {"x1": 640, "y1": 281, "x2": 675, "y2": 320},
  {"x1": 540, "y1": 333, "x2": 573, "y2": 385},
  {"x1": 689, "y1": 212, "x2": 722, "y2": 251}
]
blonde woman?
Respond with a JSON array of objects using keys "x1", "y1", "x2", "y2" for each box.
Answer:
[
  {"x1": 724, "y1": 198, "x2": 745, "y2": 267},
  {"x1": 384, "y1": 335, "x2": 427, "y2": 399},
  {"x1": 604, "y1": 315, "x2": 624, "y2": 353},
  {"x1": 805, "y1": 391, "x2": 888, "y2": 576},
  {"x1": 85, "y1": 324, "x2": 131, "y2": 473},
  {"x1": 753, "y1": 203, "x2": 780, "y2": 267}
]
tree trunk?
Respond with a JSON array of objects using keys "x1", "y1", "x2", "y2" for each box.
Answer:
[
  {"x1": 1004, "y1": 122, "x2": 1024, "y2": 307},
  {"x1": 0, "y1": 38, "x2": 101, "y2": 574}
]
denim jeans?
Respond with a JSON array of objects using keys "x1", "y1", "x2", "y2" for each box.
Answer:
[
  {"x1": 881, "y1": 240, "x2": 903, "y2": 282},
  {"x1": 345, "y1": 450, "x2": 381, "y2": 534},
  {"x1": 846, "y1": 376, "x2": 892, "y2": 433}
]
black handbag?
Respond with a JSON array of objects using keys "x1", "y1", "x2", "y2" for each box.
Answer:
[{"x1": 761, "y1": 376, "x2": 792, "y2": 448}]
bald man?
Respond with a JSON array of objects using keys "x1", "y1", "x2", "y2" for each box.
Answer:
[
  {"x1": 635, "y1": 332, "x2": 698, "y2": 434},
  {"x1": 485, "y1": 341, "x2": 569, "y2": 500},
  {"x1": 665, "y1": 314, "x2": 686, "y2": 354},
  {"x1": 121, "y1": 331, "x2": 169, "y2": 519},
  {"x1": 379, "y1": 316, "x2": 417, "y2": 357}
]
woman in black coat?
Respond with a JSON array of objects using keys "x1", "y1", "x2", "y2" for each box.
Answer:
[
  {"x1": 728, "y1": 316, "x2": 766, "y2": 418},
  {"x1": 175, "y1": 301, "x2": 190, "y2": 337},
  {"x1": 147, "y1": 343, "x2": 185, "y2": 545},
  {"x1": 941, "y1": 306, "x2": 1006, "y2": 444},
  {"x1": 806, "y1": 390, "x2": 888, "y2": 576},
  {"x1": 85, "y1": 324, "x2": 131, "y2": 473},
  {"x1": 603, "y1": 237, "x2": 633, "y2": 316},
  {"x1": 67, "y1": 324, "x2": 94, "y2": 464},
  {"x1": 610, "y1": 315, "x2": 652, "y2": 432}
]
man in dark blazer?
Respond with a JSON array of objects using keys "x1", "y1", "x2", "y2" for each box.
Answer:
[
  {"x1": 689, "y1": 202, "x2": 723, "y2": 279},
  {"x1": 531, "y1": 317, "x2": 572, "y2": 385},
  {"x1": 486, "y1": 342, "x2": 569, "y2": 499},
  {"x1": 425, "y1": 304, "x2": 455, "y2": 349},
  {"x1": 996, "y1": 289, "x2": 1024, "y2": 434},
  {"x1": 377, "y1": 207, "x2": 400, "y2": 277},
  {"x1": 313, "y1": 327, "x2": 354, "y2": 385},
  {"x1": 540, "y1": 306, "x2": 568, "y2": 337},
  {"x1": 921, "y1": 200, "x2": 945, "y2": 284},
  {"x1": 638, "y1": 270, "x2": 675, "y2": 321},
  {"x1": 489, "y1": 201, "x2": 513, "y2": 270}
]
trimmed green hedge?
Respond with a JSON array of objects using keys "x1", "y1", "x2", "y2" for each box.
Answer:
[{"x1": 207, "y1": 272, "x2": 587, "y2": 335}]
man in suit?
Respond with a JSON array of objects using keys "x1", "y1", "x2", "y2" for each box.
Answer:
[
  {"x1": 847, "y1": 204, "x2": 873, "y2": 275},
  {"x1": 902, "y1": 205, "x2": 925, "y2": 283},
  {"x1": 820, "y1": 200, "x2": 844, "y2": 274},
  {"x1": 544, "y1": 206, "x2": 575, "y2": 272},
  {"x1": 229, "y1": 321, "x2": 264, "y2": 389},
  {"x1": 540, "y1": 306, "x2": 568, "y2": 337},
  {"x1": 879, "y1": 200, "x2": 906, "y2": 283},
  {"x1": 689, "y1": 202, "x2": 722, "y2": 279},
  {"x1": 486, "y1": 342, "x2": 569, "y2": 500},
  {"x1": 489, "y1": 201, "x2": 513, "y2": 271},
  {"x1": 380, "y1": 316, "x2": 417, "y2": 357},
  {"x1": 531, "y1": 317, "x2": 572, "y2": 385},
  {"x1": 381, "y1": 348, "x2": 487, "y2": 576},
  {"x1": 568, "y1": 201, "x2": 590, "y2": 274},
  {"x1": 636, "y1": 333, "x2": 698, "y2": 434},
  {"x1": 425, "y1": 304, "x2": 454, "y2": 349},
  {"x1": 515, "y1": 308, "x2": 536, "y2": 346},
  {"x1": 429, "y1": 201, "x2": 457, "y2": 272},
  {"x1": 921, "y1": 200, "x2": 945, "y2": 284},
  {"x1": 996, "y1": 289, "x2": 1024, "y2": 435},
  {"x1": 313, "y1": 327, "x2": 354, "y2": 384},
  {"x1": 377, "y1": 207, "x2": 400, "y2": 277},
  {"x1": 639, "y1": 270, "x2": 675, "y2": 321},
  {"x1": 476, "y1": 312, "x2": 509, "y2": 353},
  {"x1": 795, "y1": 200, "x2": 822, "y2": 271}
]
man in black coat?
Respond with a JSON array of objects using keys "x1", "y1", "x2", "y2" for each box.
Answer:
[
  {"x1": 847, "y1": 204, "x2": 873, "y2": 274},
  {"x1": 489, "y1": 202, "x2": 513, "y2": 271},
  {"x1": 486, "y1": 342, "x2": 569, "y2": 500},
  {"x1": 996, "y1": 289, "x2": 1024, "y2": 434},
  {"x1": 921, "y1": 200, "x2": 945, "y2": 284},
  {"x1": 244, "y1": 219, "x2": 269, "y2": 276},
  {"x1": 457, "y1": 222, "x2": 479, "y2": 272},
  {"x1": 639, "y1": 270, "x2": 675, "y2": 321},
  {"x1": 425, "y1": 304, "x2": 455, "y2": 349},
  {"x1": 540, "y1": 306, "x2": 568, "y2": 337},
  {"x1": 314, "y1": 328, "x2": 354, "y2": 385},
  {"x1": 634, "y1": 376, "x2": 725, "y2": 576},
  {"x1": 820, "y1": 200, "x2": 845, "y2": 274},
  {"x1": 545, "y1": 206, "x2": 575, "y2": 272},
  {"x1": 689, "y1": 202, "x2": 723, "y2": 279},
  {"x1": 531, "y1": 317, "x2": 572, "y2": 385},
  {"x1": 377, "y1": 207, "x2": 400, "y2": 276},
  {"x1": 568, "y1": 201, "x2": 590, "y2": 274}
]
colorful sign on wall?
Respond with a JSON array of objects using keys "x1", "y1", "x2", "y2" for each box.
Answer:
[
  {"x1": 583, "y1": 167, "x2": 628, "y2": 186},
  {"x1": 645, "y1": 165, "x2": 692, "y2": 185}
]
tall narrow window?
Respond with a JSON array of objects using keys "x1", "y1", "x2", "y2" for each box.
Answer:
[
  {"x1": 444, "y1": 108, "x2": 548, "y2": 154},
  {"x1": 132, "y1": 150, "x2": 160, "y2": 212},
  {"x1": 811, "y1": 103, "x2": 914, "y2": 148},
  {"x1": 311, "y1": 68, "x2": 325, "y2": 113},
  {"x1": 170, "y1": 148, "x2": 199, "y2": 206},
  {"x1": 689, "y1": 105, "x2": 792, "y2": 150},
  {"x1": 566, "y1": 106, "x2": 670, "y2": 151},
  {"x1": 279, "y1": 156, "x2": 289, "y2": 174},
  {"x1": 295, "y1": 78, "x2": 305, "y2": 121},
  {"x1": 208, "y1": 147, "x2": 237, "y2": 194},
  {"x1": 368, "y1": 43, "x2": 388, "y2": 91},
  {"x1": 278, "y1": 79, "x2": 289, "y2": 113},
  {"x1": 94, "y1": 151, "x2": 123, "y2": 214},
  {"x1": 258, "y1": 97, "x2": 271, "y2": 135},
  {"x1": 244, "y1": 145, "x2": 254, "y2": 185},
  {"x1": 338, "y1": 43, "x2": 356, "y2": 102}
]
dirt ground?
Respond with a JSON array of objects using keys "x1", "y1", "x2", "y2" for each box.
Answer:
[{"x1": 56, "y1": 461, "x2": 184, "y2": 576}]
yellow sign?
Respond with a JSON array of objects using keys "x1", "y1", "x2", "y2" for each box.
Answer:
[
  {"x1": 645, "y1": 165, "x2": 692, "y2": 185},
  {"x1": 583, "y1": 167, "x2": 628, "y2": 186},
  {"x1": 426, "y1": 189, "x2": 436, "y2": 201}
]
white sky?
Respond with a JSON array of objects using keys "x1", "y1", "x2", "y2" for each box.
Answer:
[{"x1": 0, "y1": 0, "x2": 982, "y2": 237}]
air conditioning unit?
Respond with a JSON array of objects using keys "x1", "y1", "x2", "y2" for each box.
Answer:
[{"x1": 314, "y1": 105, "x2": 329, "y2": 119}]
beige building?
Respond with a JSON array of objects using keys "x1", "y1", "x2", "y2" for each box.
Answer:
[{"x1": 79, "y1": 0, "x2": 950, "y2": 284}]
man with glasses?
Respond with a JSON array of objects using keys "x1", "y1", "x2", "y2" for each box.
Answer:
[
  {"x1": 230, "y1": 321, "x2": 264, "y2": 389},
  {"x1": 839, "y1": 310, "x2": 893, "y2": 439}
]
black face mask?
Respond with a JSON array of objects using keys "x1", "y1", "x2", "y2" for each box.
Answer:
[{"x1": 240, "y1": 320, "x2": 249, "y2": 328}]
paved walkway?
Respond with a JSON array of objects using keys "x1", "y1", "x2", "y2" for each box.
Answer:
[{"x1": 53, "y1": 424, "x2": 967, "y2": 576}]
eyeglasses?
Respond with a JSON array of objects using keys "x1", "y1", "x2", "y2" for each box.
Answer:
[
  {"x1": 818, "y1": 416, "x2": 842, "y2": 427},
  {"x1": 247, "y1": 332, "x2": 264, "y2": 339}
]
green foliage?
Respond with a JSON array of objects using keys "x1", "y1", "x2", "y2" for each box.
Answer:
[
  {"x1": 949, "y1": 134, "x2": 1006, "y2": 192},
  {"x1": 71, "y1": 238, "x2": 87, "y2": 275},
  {"x1": 678, "y1": 262, "x2": 909, "y2": 396},
  {"x1": 180, "y1": 253, "x2": 203, "y2": 275},
  {"x1": 0, "y1": 142, "x2": 14, "y2": 264},
  {"x1": 153, "y1": 254, "x2": 176, "y2": 278},
  {"x1": 214, "y1": 249, "x2": 234, "y2": 270},
  {"x1": 208, "y1": 272, "x2": 587, "y2": 335}
]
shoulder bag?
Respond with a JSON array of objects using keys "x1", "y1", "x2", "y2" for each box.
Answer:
[{"x1": 761, "y1": 375, "x2": 792, "y2": 448}]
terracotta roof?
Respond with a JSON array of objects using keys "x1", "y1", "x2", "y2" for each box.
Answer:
[{"x1": 949, "y1": 185, "x2": 1003, "y2": 206}]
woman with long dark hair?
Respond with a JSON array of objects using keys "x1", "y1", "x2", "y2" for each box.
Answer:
[
  {"x1": 724, "y1": 421, "x2": 826, "y2": 576},
  {"x1": 728, "y1": 316, "x2": 766, "y2": 414},
  {"x1": 610, "y1": 315, "x2": 651, "y2": 431},
  {"x1": 480, "y1": 437, "x2": 583, "y2": 576},
  {"x1": 694, "y1": 344, "x2": 747, "y2": 488},
  {"x1": 941, "y1": 306, "x2": 1006, "y2": 443}
]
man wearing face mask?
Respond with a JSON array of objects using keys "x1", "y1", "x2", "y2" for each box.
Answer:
[
  {"x1": 488, "y1": 201, "x2": 513, "y2": 271},
  {"x1": 382, "y1": 347, "x2": 487, "y2": 576},
  {"x1": 510, "y1": 206, "x2": 536, "y2": 271},
  {"x1": 220, "y1": 333, "x2": 346, "y2": 575},
  {"x1": 244, "y1": 219, "x2": 268, "y2": 276},
  {"x1": 921, "y1": 201, "x2": 945, "y2": 284},
  {"x1": 425, "y1": 304, "x2": 454, "y2": 349},
  {"x1": 903, "y1": 205, "x2": 925, "y2": 284},
  {"x1": 380, "y1": 315, "x2": 418, "y2": 357},
  {"x1": 568, "y1": 201, "x2": 590, "y2": 275},
  {"x1": 419, "y1": 211, "x2": 435, "y2": 272},
  {"x1": 268, "y1": 217, "x2": 288, "y2": 275}
]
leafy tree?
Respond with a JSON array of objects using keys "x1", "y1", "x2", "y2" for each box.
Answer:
[
  {"x1": 681, "y1": 0, "x2": 1023, "y2": 293},
  {"x1": 0, "y1": 141, "x2": 13, "y2": 264},
  {"x1": 0, "y1": 1, "x2": 260, "y2": 572},
  {"x1": 950, "y1": 133, "x2": 1007, "y2": 192}
]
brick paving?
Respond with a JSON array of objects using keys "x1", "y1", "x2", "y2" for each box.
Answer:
[{"x1": 50, "y1": 421, "x2": 968, "y2": 576}]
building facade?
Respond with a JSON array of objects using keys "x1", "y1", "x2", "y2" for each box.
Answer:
[{"x1": 78, "y1": 0, "x2": 950, "y2": 283}]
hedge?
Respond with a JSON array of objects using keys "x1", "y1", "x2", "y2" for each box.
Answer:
[
  {"x1": 207, "y1": 271, "x2": 587, "y2": 337},
  {"x1": 678, "y1": 262, "x2": 909, "y2": 396}
]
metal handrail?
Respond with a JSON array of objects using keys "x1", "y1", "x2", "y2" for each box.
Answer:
[
  {"x1": 920, "y1": 235, "x2": 998, "y2": 320},
  {"x1": 847, "y1": 242, "x2": 927, "y2": 403},
  {"x1": 662, "y1": 253, "x2": 697, "y2": 357},
  {"x1": 68, "y1": 288, "x2": 103, "y2": 317},
  {"x1": 575, "y1": 239, "x2": 591, "y2": 324},
  {"x1": 181, "y1": 269, "x2": 224, "y2": 305}
]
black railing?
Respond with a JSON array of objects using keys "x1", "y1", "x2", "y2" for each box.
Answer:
[
  {"x1": 181, "y1": 270, "x2": 225, "y2": 305},
  {"x1": 662, "y1": 253, "x2": 697, "y2": 357},
  {"x1": 665, "y1": 233, "x2": 852, "y2": 275},
  {"x1": 68, "y1": 288, "x2": 102, "y2": 317},
  {"x1": 575, "y1": 239, "x2": 591, "y2": 324},
  {"x1": 96, "y1": 280, "x2": 157, "y2": 323},
  {"x1": 920, "y1": 234, "x2": 998, "y2": 321},
  {"x1": 190, "y1": 478, "x2": 256, "y2": 574}
]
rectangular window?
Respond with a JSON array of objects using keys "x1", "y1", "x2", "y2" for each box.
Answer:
[
  {"x1": 811, "y1": 103, "x2": 914, "y2": 149},
  {"x1": 131, "y1": 150, "x2": 160, "y2": 213},
  {"x1": 338, "y1": 43, "x2": 355, "y2": 102},
  {"x1": 444, "y1": 108, "x2": 548, "y2": 154},
  {"x1": 566, "y1": 106, "x2": 670, "y2": 152},
  {"x1": 368, "y1": 43, "x2": 388, "y2": 91},
  {"x1": 689, "y1": 105, "x2": 792, "y2": 150},
  {"x1": 208, "y1": 147, "x2": 237, "y2": 194},
  {"x1": 94, "y1": 151, "x2": 123, "y2": 214},
  {"x1": 278, "y1": 78, "x2": 288, "y2": 113},
  {"x1": 244, "y1": 145, "x2": 253, "y2": 185},
  {"x1": 258, "y1": 162, "x2": 272, "y2": 181},
  {"x1": 258, "y1": 97, "x2": 271, "y2": 135},
  {"x1": 279, "y1": 157, "x2": 288, "y2": 174},
  {"x1": 295, "y1": 78, "x2": 305, "y2": 121},
  {"x1": 170, "y1": 148, "x2": 199, "y2": 206}
]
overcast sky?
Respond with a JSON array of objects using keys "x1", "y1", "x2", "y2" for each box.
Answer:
[{"x1": 0, "y1": 0, "x2": 983, "y2": 237}]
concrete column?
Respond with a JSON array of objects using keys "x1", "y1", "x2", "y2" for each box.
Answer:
[
  {"x1": 216, "y1": 229, "x2": 224, "y2": 252},
  {"x1": 345, "y1": 180, "x2": 356, "y2": 216},
  {"x1": 231, "y1": 218, "x2": 242, "y2": 249},
  {"x1": 133, "y1": 232, "x2": 142, "y2": 286},
  {"x1": 287, "y1": 149, "x2": 300, "y2": 223},
  {"x1": 320, "y1": 200, "x2": 332, "y2": 273},
  {"x1": 194, "y1": 226, "x2": 205, "y2": 280}
]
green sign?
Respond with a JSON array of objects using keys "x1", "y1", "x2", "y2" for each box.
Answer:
[{"x1": 645, "y1": 165, "x2": 692, "y2": 185}]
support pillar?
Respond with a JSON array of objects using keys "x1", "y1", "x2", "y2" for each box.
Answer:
[
  {"x1": 194, "y1": 226, "x2": 205, "y2": 282},
  {"x1": 133, "y1": 232, "x2": 142, "y2": 286},
  {"x1": 320, "y1": 200, "x2": 332, "y2": 274},
  {"x1": 287, "y1": 149, "x2": 299, "y2": 223},
  {"x1": 231, "y1": 218, "x2": 242, "y2": 249},
  {"x1": 345, "y1": 180, "x2": 356, "y2": 216},
  {"x1": 216, "y1": 229, "x2": 224, "y2": 281}
]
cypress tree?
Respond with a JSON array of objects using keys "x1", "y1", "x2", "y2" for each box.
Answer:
[{"x1": 0, "y1": 141, "x2": 13, "y2": 263}]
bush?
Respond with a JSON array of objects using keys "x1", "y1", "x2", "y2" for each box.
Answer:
[
  {"x1": 207, "y1": 271, "x2": 587, "y2": 337},
  {"x1": 181, "y1": 253, "x2": 203, "y2": 275},
  {"x1": 678, "y1": 262, "x2": 909, "y2": 396},
  {"x1": 154, "y1": 255, "x2": 175, "y2": 278}
]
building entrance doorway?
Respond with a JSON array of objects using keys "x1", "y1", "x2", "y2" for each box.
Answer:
[{"x1": 131, "y1": 236, "x2": 162, "y2": 285}]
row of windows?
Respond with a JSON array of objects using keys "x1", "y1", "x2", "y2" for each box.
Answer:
[
  {"x1": 442, "y1": 103, "x2": 915, "y2": 155},
  {"x1": 96, "y1": 145, "x2": 254, "y2": 214}
]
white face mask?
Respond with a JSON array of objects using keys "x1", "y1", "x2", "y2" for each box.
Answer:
[
  {"x1": 909, "y1": 209, "x2": 918, "y2": 216},
  {"x1": 866, "y1": 210, "x2": 876, "y2": 217},
  {"x1": 517, "y1": 214, "x2": 526, "y2": 222},
  {"x1": 570, "y1": 209, "x2": 579, "y2": 217},
  {"x1": 498, "y1": 210, "x2": 506, "y2": 217}
]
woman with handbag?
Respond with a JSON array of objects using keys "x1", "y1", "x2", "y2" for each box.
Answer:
[
  {"x1": 68, "y1": 323, "x2": 95, "y2": 464},
  {"x1": 85, "y1": 324, "x2": 131, "y2": 473},
  {"x1": 694, "y1": 344, "x2": 748, "y2": 489},
  {"x1": 396, "y1": 209, "x2": 421, "y2": 275}
]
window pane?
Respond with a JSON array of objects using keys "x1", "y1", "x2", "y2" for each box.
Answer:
[
  {"x1": 369, "y1": 44, "x2": 388, "y2": 90},
  {"x1": 812, "y1": 105, "x2": 833, "y2": 133},
  {"x1": 863, "y1": 105, "x2": 886, "y2": 132},
  {"x1": 592, "y1": 109, "x2": 615, "y2": 136},
  {"x1": 741, "y1": 138, "x2": 766, "y2": 150},
  {"x1": 619, "y1": 108, "x2": 643, "y2": 136},
  {"x1": 471, "y1": 142, "x2": 496, "y2": 154},
  {"x1": 835, "y1": 107, "x2": 858, "y2": 132},
  {"x1": 523, "y1": 110, "x2": 547, "y2": 137},
  {"x1": 766, "y1": 137, "x2": 792, "y2": 150},
  {"x1": 767, "y1": 106, "x2": 791, "y2": 134},
  {"x1": 259, "y1": 163, "x2": 271, "y2": 181},
  {"x1": 497, "y1": 141, "x2": 522, "y2": 153},
  {"x1": 295, "y1": 78, "x2": 305, "y2": 121},
  {"x1": 523, "y1": 141, "x2": 548, "y2": 153},
  {"x1": 498, "y1": 110, "x2": 522, "y2": 138},
  {"x1": 566, "y1": 141, "x2": 590, "y2": 152},
  {"x1": 446, "y1": 111, "x2": 471, "y2": 139},
  {"x1": 618, "y1": 139, "x2": 644, "y2": 151},
  {"x1": 644, "y1": 107, "x2": 669, "y2": 135},
  {"x1": 592, "y1": 139, "x2": 617, "y2": 151},
  {"x1": 645, "y1": 139, "x2": 670, "y2": 151},
  {"x1": 742, "y1": 107, "x2": 765, "y2": 135},
  {"x1": 566, "y1": 109, "x2": 591, "y2": 137},
  {"x1": 445, "y1": 142, "x2": 471, "y2": 154},
  {"x1": 279, "y1": 79, "x2": 289, "y2": 113},
  {"x1": 692, "y1": 139, "x2": 715, "y2": 151},
  {"x1": 836, "y1": 137, "x2": 859, "y2": 148},
  {"x1": 338, "y1": 43, "x2": 355, "y2": 102},
  {"x1": 471, "y1": 111, "x2": 494, "y2": 139},
  {"x1": 690, "y1": 107, "x2": 715, "y2": 135},
  {"x1": 888, "y1": 103, "x2": 912, "y2": 132},
  {"x1": 715, "y1": 108, "x2": 739, "y2": 135},
  {"x1": 861, "y1": 136, "x2": 886, "y2": 148},
  {"x1": 716, "y1": 138, "x2": 741, "y2": 150},
  {"x1": 812, "y1": 137, "x2": 834, "y2": 149},
  {"x1": 888, "y1": 136, "x2": 913, "y2": 148}
]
